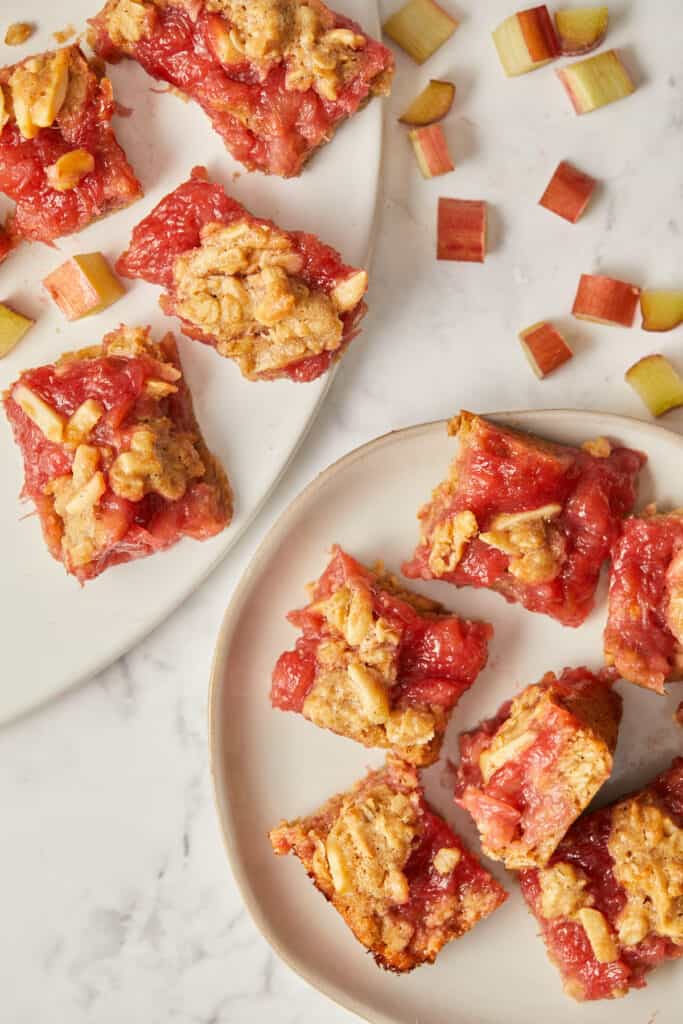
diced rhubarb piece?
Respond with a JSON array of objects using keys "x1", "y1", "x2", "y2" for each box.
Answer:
[
  {"x1": 383, "y1": 0, "x2": 458, "y2": 64},
  {"x1": 0, "y1": 303, "x2": 34, "y2": 358},
  {"x1": 519, "y1": 322, "x2": 573, "y2": 378},
  {"x1": 492, "y1": 5, "x2": 560, "y2": 77},
  {"x1": 399, "y1": 79, "x2": 455, "y2": 125},
  {"x1": 554, "y1": 6, "x2": 608, "y2": 55},
  {"x1": 539, "y1": 161, "x2": 596, "y2": 223},
  {"x1": 640, "y1": 290, "x2": 683, "y2": 332},
  {"x1": 572, "y1": 274, "x2": 639, "y2": 327},
  {"x1": 270, "y1": 757, "x2": 507, "y2": 972},
  {"x1": 43, "y1": 253, "x2": 124, "y2": 320},
  {"x1": 270, "y1": 545, "x2": 491, "y2": 766},
  {"x1": 676, "y1": 702, "x2": 683, "y2": 727},
  {"x1": 519, "y1": 758, "x2": 683, "y2": 1001},
  {"x1": 455, "y1": 667, "x2": 622, "y2": 869},
  {"x1": 437, "y1": 199, "x2": 486, "y2": 263},
  {"x1": 409, "y1": 125, "x2": 454, "y2": 178},
  {"x1": 625, "y1": 355, "x2": 683, "y2": 418},
  {"x1": 557, "y1": 49, "x2": 634, "y2": 114}
]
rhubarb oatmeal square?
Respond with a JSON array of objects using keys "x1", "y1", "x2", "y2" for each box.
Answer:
[
  {"x1": 519, "y1": 757, "x2": 683, "y2": 1001},
  {"x1": 3, "y1": 325, "x2": 232, "y2": 583},
  {"x1": 402, "y1": 411, "x2": 645, "y2": 627},
  {"x1": 605, "y1": 509, "x2": 683, "y2": 693},
  {"x1": 270, "y1": 756, "x2": 507, "y2": 972},
  {"x1": 116, "y1": 167, "x2": 368, "y2": 382},
  {"x1": 89, "y1": 0, "x2": 394, "y2": 178},
  {"x1": 454, "y1": 667, "x2": 622, "y2": 870},
  {"x1": 270, "y1": 545, "x2": 491, "y2": 765},
  {"x1": 0, "y1": 45, "x2": 142, "y2": 253}
]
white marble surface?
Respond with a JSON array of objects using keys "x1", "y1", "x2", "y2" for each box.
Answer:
[{"x1": 1, "y1": 2, "x2": 682, "y2": 1022}]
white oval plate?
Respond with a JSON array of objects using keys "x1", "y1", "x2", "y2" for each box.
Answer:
[
  {"x1": 210, "y1": 410, "x2": 682, "y2": 1024},
  {"x1": 0, "y1": 0, "x2": 382, "y2": 724}
]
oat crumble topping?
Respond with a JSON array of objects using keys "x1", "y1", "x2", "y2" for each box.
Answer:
[
  {"x1": 433, "y1": 847, "x2": 461, "y2": 875},
  {"x1": 538, "y1": 862, "x2": 617, "y2": 963},
  {"x1": 109, "y1": 418, "x2": 205, "y2": 502},
  {"x1": 539, "y1": 861, "x2": 593, "y2": 920},
  {"x1": 9, "y1": 49, "x2": 71, "y2": 139},
  {"x1": 5, "y1": 23, "x2": 34, "y2": 47},
  {"x1": 295, "y1": 771, "x2": 422, "y2": 956},
  {"x1": 12, "y1": 385, "x2": 66, "y2": 442},
  {"x1": 172, "y1": 219, "x2": 350, "y2": 379},
  {"x1": 479, "y1": 504, "x2": 564, "y2": 584},
  {"x1": 45, "y1": 444, "x2": 108, "y2": 567},
  {"x1": 46, "y1": 149, "x2": 95, "y2": 191},
  {"x1": 208, "y1": 0, "x2": 367, "y2": 101},
  {"x1": 104, "y1": 0, "x2": 157, "y2": 47},
  {"x1": 582, "y1": 436, "x2": 612, "y2": 458},
  {"x1": 104, "y1": 0, "x2": 369, "y2": 102},
  {"x1": 2, "y1": 46, "x2": 99, "y2": 143},
  {"x1": 427, "y1": 510, "x2": 478, "y2": 575},
  {"x1": 323, "y1": 782, "x2": 418, "y2": 904},
  {"x1": 577, "y1": 908, "x2": 619, "y2": 963},
  {"x1": 64, "y1": 399, "x2": 104, "y2": 446},
  {"x1": 609, "y1": 795, "x2": 683, "y2": 946},
  {"x1": 478, "y1": 685, "x2": 549, "y2": 785},
  {"x1": 302, "y1": 581, "x2": 437, "y2": 756}
]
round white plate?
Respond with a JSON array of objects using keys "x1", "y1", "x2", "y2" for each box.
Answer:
[
  {"x1": 0, "y1": 0, "x2": 382, "y2": 724},
  {"x1": 210, "y1": 410, "x2": 682, "y2": 1024}
]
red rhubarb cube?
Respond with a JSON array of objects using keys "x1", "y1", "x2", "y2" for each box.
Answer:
[
  {"x1": 539, "y1": 161, "x2": 596, "y2": 223},
  {"x1": 437, "y1": 198, "x2": 486, "y2": 262}
]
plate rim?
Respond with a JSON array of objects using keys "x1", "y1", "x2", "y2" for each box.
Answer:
[
  {"x1": 208, "y1": 408, "x2": 683, "y2": 1024},
  {"x1": 1, "y1": 0, "x2": 385, "y2": 728}
]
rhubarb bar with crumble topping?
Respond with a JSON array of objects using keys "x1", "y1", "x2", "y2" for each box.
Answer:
[
  {"x1": 0, "y1": 45, "x2": 142, "y2": 253},
  {"x1": 519, "y1": 757, "x2": 683, "y2": 1001},
  {"x1": 3, "y1": 325, "x2": 232, "y2": 583},
  {"x1": 116, "y1": 166, "x2": 368, "y2": 382},
  {"x1": 89, "y1": 0, "x2": 394, "y2": 178},
  {"x1": 402, "y1": 412, "x2": 645, "y2": 627},
  {"x1": 270, "y1": 756, "x2": 507, "y2": 971},
  {"x1": 454, "y1": 667, "x2": 622, "y2": 870},
  {"x1": 270, "y1": 545, "x2": 492, "y2": 766},
  {"x1": 604, "y1": 508, "x2": 683, "y2": 693}
]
